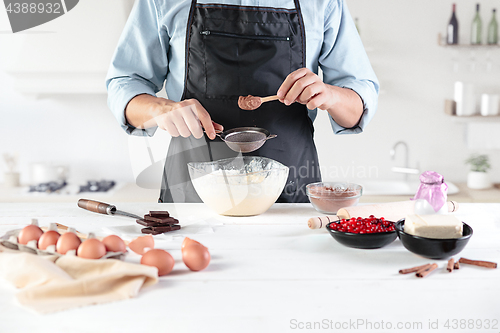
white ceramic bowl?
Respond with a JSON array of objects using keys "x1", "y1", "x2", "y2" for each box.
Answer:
[{"x1": 188, "y1": 156, "x2": 289, "y2": 216}]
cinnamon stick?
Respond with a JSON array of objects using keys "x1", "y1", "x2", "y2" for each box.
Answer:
[
  {"x1": 458, "y1": 257, "x2": 497, "y2": 269},
  {"x1": 416, "y1": 263, "x2": 438, "y2": 278},
  {"x1": 399, "y1": 263, "x2": 431, "y2": 274},
  {"x1": 447, "y1": 258, "x2": 455, "y2": 272},
  {"x1": 453, "y1": 261, "x2": 460, "y2": 270}
]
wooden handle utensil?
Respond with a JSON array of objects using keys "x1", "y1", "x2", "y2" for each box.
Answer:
[
  {"x1": 260, "y1": 95, "x2": 280, "y2": 103},
  {"x1": 308, "y1": 200, "x2": 460, "y2": 229},
  {"x1": 78, "y1": 199, "x2": 115, "y2": 215},
  {"x1": 238, "y1": 95, "x2": 280, "y2": 110},
  {"x1": 77, "y1": 199, "x2": 142, "y2": 220}
]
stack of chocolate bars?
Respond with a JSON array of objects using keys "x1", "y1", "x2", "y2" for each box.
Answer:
[{"x1": 136, "y1": 211, "x2": 180, "y2": 235}]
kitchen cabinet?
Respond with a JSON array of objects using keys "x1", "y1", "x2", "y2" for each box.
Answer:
[{"x1": 1, "y1": 0, "x2": 134, "y2": 95}]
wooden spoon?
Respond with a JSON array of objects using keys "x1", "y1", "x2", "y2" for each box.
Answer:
[{"x1": 238, "y1": 95, "x2": 280, "y2": 110}]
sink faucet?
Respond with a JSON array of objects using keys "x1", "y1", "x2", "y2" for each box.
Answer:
[{"x1": 390, "y1": 141, "x2": 419, "y2": 181}]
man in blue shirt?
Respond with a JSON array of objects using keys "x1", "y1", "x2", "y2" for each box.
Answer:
[{"x1": 106, "y1": 0, "x2": 379, "y2": 203}]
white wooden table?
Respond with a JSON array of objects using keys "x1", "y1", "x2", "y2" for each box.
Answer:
[{"x1": 1, "y1": 203, "x2": 499, "y2": 333}]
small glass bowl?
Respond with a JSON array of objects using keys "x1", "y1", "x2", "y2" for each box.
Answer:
[{"x1": 306, "y1": 182, "x2": 363, "y2": 214}]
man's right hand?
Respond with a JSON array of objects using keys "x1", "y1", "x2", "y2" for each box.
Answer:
[
  {"x1": 153, "y1": 98, "x2": 223, "y2": 140},
  {"x1": 125, "y1": 95, "x2": 223, "y2": 140}
]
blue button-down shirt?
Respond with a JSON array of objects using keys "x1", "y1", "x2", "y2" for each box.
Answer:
[{"x1": 106, "y1": 0, "x2": 379, "y2": 136}]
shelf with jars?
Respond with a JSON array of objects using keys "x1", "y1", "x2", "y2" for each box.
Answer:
[{"x1": 444, "y1": 97, "x2": 500, "y2": 122}]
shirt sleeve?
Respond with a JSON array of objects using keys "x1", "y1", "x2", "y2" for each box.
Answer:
[
  {"x1": 105, "y1": 0, "x2": 169, "y2": 136},
  {"x1": 319, "y1": 0, "x2": 379, "y2": 135}
]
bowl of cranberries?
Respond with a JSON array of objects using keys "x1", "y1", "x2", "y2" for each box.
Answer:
[{"x1": 326, "y1": 216, "x2": 397, "y2": 249}]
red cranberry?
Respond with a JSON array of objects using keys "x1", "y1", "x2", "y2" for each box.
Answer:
[{"x1": 330, "y1": 216, "x2": 394, "y2": 234}]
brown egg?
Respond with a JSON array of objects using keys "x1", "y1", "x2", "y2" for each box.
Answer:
[
  {"x1": 140, "y1": 249, "x2": 174, "y2": 276},
  {"x1": 77, "y1": 239, "x2": 107, "y2": 259},
  {"x1": 56, "y1": 232, "x2": 82, "y2": 254},
  {"x1": 182, "y1": 243, "x2": 210, "y2": 271},
  {"x1": 18, "y1": 225, "x2": 44, "y2": 245},
  {"x1": 102, "y1": 235, "x2": 126, "y2": 253},
  {"x1": 182, "y1": 237, "x2": 205, "y2": 250},
  {"x1": 129, "y1": 235, "x2": 154, "y2": 255},
  {"x1": 38, "y1": 230, "x2": 60, "y2": 250}
]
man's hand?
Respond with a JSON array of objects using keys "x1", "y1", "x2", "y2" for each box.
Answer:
[
  {"x1": 153, "y1": 99, "x2": 223, "y2": 140},
  {"x1": 277, "y1": 68, "x2": 334, "y2": 111},
  {"x1": 276, "y1": 68, "x2": 363, "y2": 128},
  {"x1": 125, "y1": 95, "x2": 223, "y2": 140}
]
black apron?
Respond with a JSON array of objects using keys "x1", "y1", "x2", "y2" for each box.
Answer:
[{"x1": 159, "y1": 0, "x2": 321, "y2": 203}]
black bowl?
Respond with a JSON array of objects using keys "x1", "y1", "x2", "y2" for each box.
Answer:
[
  {"x1": 395, "y1": 220, "x2": 473, "y2": 260},
  {"x1": 326, "y1": 221, "x2": 397, "y2": 249}
]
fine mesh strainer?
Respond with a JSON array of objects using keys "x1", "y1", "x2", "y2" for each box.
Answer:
[{"x1": 216, "y1": 127, "x2": 277, "y2": 153}]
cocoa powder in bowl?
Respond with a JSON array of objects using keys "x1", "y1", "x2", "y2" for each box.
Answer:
[{"x1": 306, "y1": 182, "x2": 362, "y2": 214}]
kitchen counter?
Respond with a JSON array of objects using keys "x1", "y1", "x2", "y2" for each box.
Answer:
[
  {"x1": 361, "y1": 183, "x2": 500, "y2": 203},
  {"x1": 0, "y1": 182, "x2": 160, "y2": 203},
  {"x1": 2, "y1": 182, "x2": 499, "y2": 204},
  {"x1": 1, "y1": 203, "x2": 499, "y2": 333}
]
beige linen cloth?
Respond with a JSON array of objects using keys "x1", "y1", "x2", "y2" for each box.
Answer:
[{"x1": 0, "y1": 245, "x2": 158, "y2": 313}]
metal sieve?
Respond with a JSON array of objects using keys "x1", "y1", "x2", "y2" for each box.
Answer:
[{"x1": 215, "y1": 127, "x2": 277, "y2": 153}]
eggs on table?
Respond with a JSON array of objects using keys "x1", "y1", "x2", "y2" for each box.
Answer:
[
  {"x1": 17, "y1": 224, "x2": 44, "y2": 245},
  {"x1": 133, "y1": 235, "x2": 211, "y2": 275},
  {"x1": 15, "y1": 224, "x2": 210, "y2": 277},
  {"x1": 181, "y1": 237, "x2": 211, "y2": 272},
  {"x1": 16, "y1": 223, "x2": 126, "y2": 258}
]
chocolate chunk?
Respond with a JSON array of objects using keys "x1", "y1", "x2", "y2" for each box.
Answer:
[
  {"x1": 150, "y1": 224, "x2": 181, "y2": 232},
  {"x1": 136, "y1": 219, "x2": 178, "y2": 227},
  {"x1": 148, "y1": 211, "x2": 170, "y2": 217},
  {"x1": 137, "y1": 219, "x2": 155, "y2": 227},
  {"x1": 141, "y1": 224, "x2": 181, "y2": 235},
  {"x1": 144, "y1": 215, "x2": 178, "y2": 224},
  {"x1": 141, "y1": 228, "x2": 163, "y2": 235}
]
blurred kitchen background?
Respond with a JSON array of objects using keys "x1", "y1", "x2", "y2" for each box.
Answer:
[{"x1": 0, "y1": 0, "x2": 499, "y2": 202}]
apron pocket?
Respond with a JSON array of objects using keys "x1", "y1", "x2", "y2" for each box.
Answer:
[{"x1": 201, "y1": 30, "x2": 292, "y2": 98}]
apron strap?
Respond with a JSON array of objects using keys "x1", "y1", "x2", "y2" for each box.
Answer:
[{"x1": 293, "y1": 0, "x2": 306, "y2": 66}]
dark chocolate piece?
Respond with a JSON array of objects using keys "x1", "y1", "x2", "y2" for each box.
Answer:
[
  {"x1": 148, "y1": 211, "x2": 170, "y2": 217},
  {"x1": 141, "y1": 224, "x2": 181, "y2": 235},
  {"x1": 143, "y1": 215, "x2": 178, "y2": 224},
  {"x1": 141, "y1": 228, "x2": 163, "y2": 235},
  {"x1": 150, "y1": 224, "x2": 181, "y2": 232},
  {"x1": 136, "y1": 219, "x2": 177, "y2": 227}
]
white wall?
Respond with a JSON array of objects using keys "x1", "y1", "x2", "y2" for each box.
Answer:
[
  {"x1": 315, "y1": 0, "x2": 500, "y2": 183},
  {"x1": 0, "y1": 0, "x2": 499, "y2": 189},
  {"x1": 0, "y1": 74, "x2": 135, "y2": 184},
  {"x1": 0, "y1": 1, "x2": 138, "y2": 186}
]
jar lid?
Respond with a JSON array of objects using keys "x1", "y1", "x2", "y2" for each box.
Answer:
[{"x1": 419, "y1": 171, "x2": 444, "y2": 185}]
